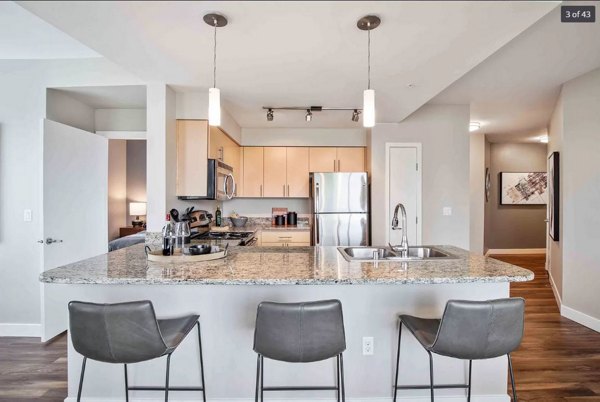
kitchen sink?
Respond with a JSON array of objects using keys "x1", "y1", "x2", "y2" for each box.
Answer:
[{"x1": 338, "y1": 246, "x2": 456, "y2": 262}]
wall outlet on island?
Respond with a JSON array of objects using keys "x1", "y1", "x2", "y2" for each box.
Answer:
[{"x1": 362, "y1": 336, "x2": 374, "y2": 355}]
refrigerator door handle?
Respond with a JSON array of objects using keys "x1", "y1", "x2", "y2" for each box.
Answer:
[{"x1": 315, "y1": 215, "x2": 320, "y2": 245}]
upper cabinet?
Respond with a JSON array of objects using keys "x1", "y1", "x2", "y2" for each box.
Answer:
[
  {"x1": 209, "y1": 127, "x2": 241, "y2": 194},
  {"x1": 263, "y1": 147, "x2": 287, "y2": 197},
  {"x1": 176, "y1": 120, "x2": 208, "y2": 197},
  {"x1": 286, "y1": 147, "x2": 309, "y2": 197},
  {"x1": 242, "y1": 147, "x2": 264, "y2": 197},
  {"x1": 309, "y1": 147, "x2": 365, "y2": 173}
]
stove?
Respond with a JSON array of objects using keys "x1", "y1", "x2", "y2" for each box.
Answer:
[{"x1": 195, "y1": 231, "x2": 256, "y2": 245}]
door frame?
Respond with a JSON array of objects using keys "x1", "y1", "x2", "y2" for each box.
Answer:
[{"x1": 385, "y1": 142, "x2": 423, "y2": 246}]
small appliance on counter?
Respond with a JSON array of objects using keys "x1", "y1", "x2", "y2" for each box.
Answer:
[
  {"x1": 287, "y1": 211, "x2": 298, "y2": 226},
  {"x1": 274, "y1": 215, "x2": 286, "y2": 226}
]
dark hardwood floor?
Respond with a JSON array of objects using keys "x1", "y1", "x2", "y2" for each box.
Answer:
[
  {"x1": 1, "y1": 255, "x2": 599, "y2": 401},
  {"x1": 493, "y1": 254, "x2": 600, "y2": 402}
]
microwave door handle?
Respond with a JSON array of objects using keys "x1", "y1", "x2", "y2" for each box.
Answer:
[
  {"x1": 225, "y1": 174, "x2": 235, "y2": 200},
  {"x1": 229, "y1": 174, "x2": 236, "y2": 199}
]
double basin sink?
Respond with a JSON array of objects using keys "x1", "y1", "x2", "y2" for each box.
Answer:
[{"x1": 338, "y1": 246, "x2": 456, "y2": 262}]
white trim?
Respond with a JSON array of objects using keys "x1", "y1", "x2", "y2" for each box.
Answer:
[
  {"x1": 548, "y1": 271, "x2": 562, "y2": 308},
  {"x1": 96, "y1": 130, "x2": 146, "y2": 140},
  {"x1": 64, "y1": 396, "x2": 509, "y2": 402},
  {"x1": 384, "y1": 142, "x2": 422, "y2": 246},
  {"x1": 562, "y1": 305, "x2": 600, "y2": 333},
  {"x1": 485, "y1": 248, "x2": 546, "y2": 256},
  {"x1": 0, "y1": 323, "x2": 41, "y2": 337}
]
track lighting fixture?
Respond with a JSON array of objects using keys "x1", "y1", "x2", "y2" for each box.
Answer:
[
  {"x1": 266, "y1": 108, "x2": 274, "y2": 121},
  {"x1": 204, "y1": 13, "x2": 228, "y2": 126},
  {"x1": 305, "y1": 109, "x2": 313, "y2": 122},
  {"x1": 352, "y1": 109, "x2": 361, "y2": 122}
]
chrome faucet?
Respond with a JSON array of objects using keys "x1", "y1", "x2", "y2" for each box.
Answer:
[{"x1": 391, "y1": 203, "x2": 409, "y2": 256}]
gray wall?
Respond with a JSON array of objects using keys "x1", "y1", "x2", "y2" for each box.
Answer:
[
  {"x1": 469, "y1": 132, "x2": 486, "y2": 254},
  {"x1": 108, "y1": 140, "x2": 127, "y2": 240},
  {"x1": 126, "y1": 140, "x2": 147, "y2": 223},
  {"x1": 46, "y1": 89, "x2": 95, "y2": 132},
  {"x1": 484, "y1": 142, "x2": 548, "y2": 250},
  {"x1": 370, "y1": 104, "x2": 471, "y2": 249},
  {"x1": 548, "y1": 93, "x2": 563, "y2": 298}
]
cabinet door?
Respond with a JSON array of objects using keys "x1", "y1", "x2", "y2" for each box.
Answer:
[
  {"x1": 242, "y1": 147, "x2": 264, "y2": 197},
  {"x1": 208, "y1": 126, "x2": 225, "y2": 161},
  {"x1": 176, "y1": 120, "x2": 208, "y2": 197},
  {"x1": 337, "y1": 147, "x2": 365, "y2": 172},
  {"x1": 263, "y1": 147, "x2": 287, "y2": 197},
  {"x1": 286, "y1": 147, "x2": 309, "y2": 197},
  {"x1": 309, "y1": 147, "x2": 337, "y2": 172}
]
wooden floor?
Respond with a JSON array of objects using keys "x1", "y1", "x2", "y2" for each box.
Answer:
[
  {"x1": 1, "y1": 255, "x2": 599, "y2": 401},
  {"x1": 493, "y1": 254, "x2": 600, "y2": 401}
]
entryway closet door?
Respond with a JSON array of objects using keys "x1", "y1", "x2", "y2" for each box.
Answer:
[{"x1": 386, "y1": 144, "x2": 422, "y2": 247}]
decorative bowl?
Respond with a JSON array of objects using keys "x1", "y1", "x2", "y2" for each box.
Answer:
[{"x1": 229, "y1": 216, "x2": 248, "y2": 227}]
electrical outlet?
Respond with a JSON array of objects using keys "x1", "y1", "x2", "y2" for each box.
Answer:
[
  {"x1": 24, "y1": 209, "x2": 32, "y2": 222},
  {"x1": 362, "y1": 336, "x2": 374, "y2": 355},
  {"x1": 443, "y1": 207, "x2": 452, "y2": 216}
]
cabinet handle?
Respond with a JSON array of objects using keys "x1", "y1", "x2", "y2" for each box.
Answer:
[
  {"x1": 333, "y1": 160, "x2": 337, "y2": 172},
  {"x1": 338, "y1": 160, "x2": 341, "y2": 171},
  {"x1": 260, "y1": 184, "x2": 263, "y2": 197},
  {"x1": 283, "y1": 184, "x2": 286, "y2": 197},
  {"x1": 287, "y1": 184, "x2": 290, "y2": 197},
  {"x1": 219, "y1": 147, "x2": 224, "y2": 161}
]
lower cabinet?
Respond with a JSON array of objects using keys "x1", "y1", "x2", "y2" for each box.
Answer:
[{"x1": 257, "y1": 230, "x2": 310, "y2": 247}]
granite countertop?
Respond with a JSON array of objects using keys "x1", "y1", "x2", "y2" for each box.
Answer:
[
  {"x1": 39, "y1": 244, "x2": 533, "y2": 286},
  {"x1": 213, "y1": 224, "x2": 310, "y2": 233}
]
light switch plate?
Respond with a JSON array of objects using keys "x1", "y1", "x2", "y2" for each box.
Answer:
[
  {"x1": 443, "y1": 207, "x2": 452, "y2": 216},
  {"x1": 362, "y1": 336, "x2": 374, "y2": 355},
  {"x1": 24, "y1": 209, "x2": 32, "y2": 222}
]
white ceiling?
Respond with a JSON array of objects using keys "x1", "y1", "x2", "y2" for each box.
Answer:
[
  {"x1": 431, "y1": 5, "x2": 600, "y2": 141},
  {"x1": 0, "y1": 1, "x2": 98, "y2": 59},
  {"x1": 18, "y1": 1, "x2": 558, "y2": 128},
  {"x1": 51, "y1": 85, "x2": 147, "y2": 109}
]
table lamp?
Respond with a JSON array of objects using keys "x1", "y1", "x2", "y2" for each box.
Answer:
[{"x1": 130, "y1": 202, "x2": 147, "y2": 227}]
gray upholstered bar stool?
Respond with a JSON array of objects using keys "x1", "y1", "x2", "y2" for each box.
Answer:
[
  {"x1": 393, "y1": 298, "x2": 525, "y2": 402},
  {"x1": 253, "y1": 299, "x2": 346, "y2": 402},
  {"x1": 68, "y1": 300, "x2": 206, "y2": 402}
]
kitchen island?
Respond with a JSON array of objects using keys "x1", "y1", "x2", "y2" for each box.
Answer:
[{"x1": 40, "y1": 244, "x2": 532, "y2": 402}]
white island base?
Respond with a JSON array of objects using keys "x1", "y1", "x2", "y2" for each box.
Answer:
[{"x1": 51, "y1": 282, "x2": 512, "y2": 402}]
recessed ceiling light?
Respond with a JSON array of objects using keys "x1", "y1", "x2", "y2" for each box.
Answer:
[
  {"x1": 469, "y1": 122, "x2": 481, "y2": 132},
  {"x1": 538, "y1": 135, "x2": 549, "y2": 143},
  {"x1": 407, "y1": 83, "x2": 416, "y2": 89}
]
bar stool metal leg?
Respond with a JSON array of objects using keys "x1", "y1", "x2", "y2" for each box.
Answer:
[
  {"x1": 467, "y1": 360, "x2": 472, "y2": 402},
  {"x1": 77, "y1": 357, "x2": 87, "y2": 402},
  {"x1": 255, "y1": 354, "x2": 261, "y2": 402},
  {"x1": 508, "y1": 354, "x2": 517, "y2": 402},
  {"x1": 164, "y1": 353, "x2": 172, "y2": 402},
  {"x1": 196, "y1": 321, "x2": 207, "y2": 402},
  {"x1": 336, "y1": 355, "x2": 341, "y2": 402},
  {"x1": 428, "y1": 351, "x2": 435, "y2": 402},
  {"x1": 340, "y1": 353, "x2": 346, "y2": 402},
  {"x1": 260, "y1": 355, "x2": 264, "y2": 402},
  {"x1": 124, "y1": 364, "x2": 129, "y2": 402},
  {"x1": 393, "y1": 321, "x2": 402, "y2": 402}
]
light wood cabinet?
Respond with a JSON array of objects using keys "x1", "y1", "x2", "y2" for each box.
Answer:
[
  {"x1": 286, "y1": 147, "x2": 309, "y2": 197},
  {"x1": 209, "y1": 127, "x2": 241, "y2": 195},
  {"x1": 176, "y1": 120, "x2": 208, "y2": 197},
  {"x1": 242, "y1": 147, "x2": 264, "y2": 197},
  {"x1": 263, "y1": 147, "x2": 287, "y2": 197},
  {"x1": 309, "y1": 147, "x2": 365, "y2": 173},
  {"x1": 260, "y1": 230, "x2": 310, "y2": 247},
  {"x1": 337, "y1": 147, "x2": 365, "y2": 172},
  {"x1": 309, "y1": 147, "x2": 337, "y2": 172}
]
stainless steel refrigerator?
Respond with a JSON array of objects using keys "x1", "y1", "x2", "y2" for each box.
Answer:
[{"x1": 310, "y1": 172, "x2": 369, "y2": 246}]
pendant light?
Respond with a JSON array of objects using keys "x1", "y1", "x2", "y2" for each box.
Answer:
[
  {"x1": 357, "y1": 15, "x2": 380, "y2": 128},
  {"x1": 204, "y1": 13, "x2": 228, "y2": 126}
]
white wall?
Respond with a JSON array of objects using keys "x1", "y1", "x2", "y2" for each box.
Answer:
[
  {"x1": 108, "y1": 140, "x2": 127, "y2": 241},
  {"x1": 175, "y1": 91, "x2": 241, "y2": 143},
  {"x1": 0, "y1": 58, "x2": 142, "y2": 335},
  {"x1": 95, "y1": 108, "x2": 146, "y2": 131},
  {"x1": 46, "y1": 88, "x2": 95, "y2": 132},
  {"x1": 370, "y1": 104, "x2": 471, "y2": 248},
  {"x1": 559, "y1": 67, "x2": 600, "y2": 328},
  {"x1": 470, "y1": 132, "x2": 486, "y2": 254},
  {"x1": 242, "y1": 127, "x2": 367, "y2": 146}
]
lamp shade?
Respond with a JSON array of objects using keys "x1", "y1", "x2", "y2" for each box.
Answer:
[
  {"x1": 208, "y1": 87, "x2": 221, "y2": 126},
  {"x1": 363, "y1": 89, "x2": 375, "y2": 128},
  {"x1": 130, "y1": 202, "x2": 147, "y2": 216}
]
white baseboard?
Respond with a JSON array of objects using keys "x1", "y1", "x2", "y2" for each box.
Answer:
[
  {"x1": 65, "y1": 396, "x2": 509, "y2": 402},
  {"x1": 548, "y1": 271, "x2": 562, "y2": 308},
  {"x1": 485, "y1": 248, "x2": 546, "y2": 256},
  {"x1": 0, "y1": 323, "x2": 41, "y2": 337},
  {"x1": 561, "y1": 304, "x2": 600, "y2": 333}
]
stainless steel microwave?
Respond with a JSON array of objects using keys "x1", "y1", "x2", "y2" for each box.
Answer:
[{"x1": 178, "y1": 159, "x2": 236, "y2": 201}]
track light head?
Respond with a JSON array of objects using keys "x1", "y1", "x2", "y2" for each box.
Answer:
[
  {"x1": 266, "y1": 108, "x2": 274, "y2": 122},
  {"x1": 305, "y1": 109, "x2": 313, "y2": 122},
  {"x1": 351, "y1": 109, "x2": 361, "y2": 122}
]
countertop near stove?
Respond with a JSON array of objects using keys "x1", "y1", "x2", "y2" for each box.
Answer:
[
  {"x1": 210, "y1": 224, "x2": 310, "y2": 233},
  {"x1": 39, "y1": 244, "x2": 533, "y2": 286}
]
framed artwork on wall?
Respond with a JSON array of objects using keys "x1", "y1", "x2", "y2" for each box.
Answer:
[
  {"x1": 548, "y1": 152, "x2": 560, "y2": 241},
  {"x1": 499, "y1": 172, "x2": 548, "y2": 205}
]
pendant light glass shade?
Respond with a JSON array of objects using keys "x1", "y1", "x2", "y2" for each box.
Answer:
[
  {"x1": 363, "y1": 89, "x2": 375, "y2": 128},
  {"x1": 208, "y1": 87, "x2": 221, "y2": 126}
]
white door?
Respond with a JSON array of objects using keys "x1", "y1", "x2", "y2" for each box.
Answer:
[
  {"x1": 41, "y1": 119, "x2": 108, "y2": 340},
  {"x1": 386, "y1": 144, "x2": 422, "y2": 246}
]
